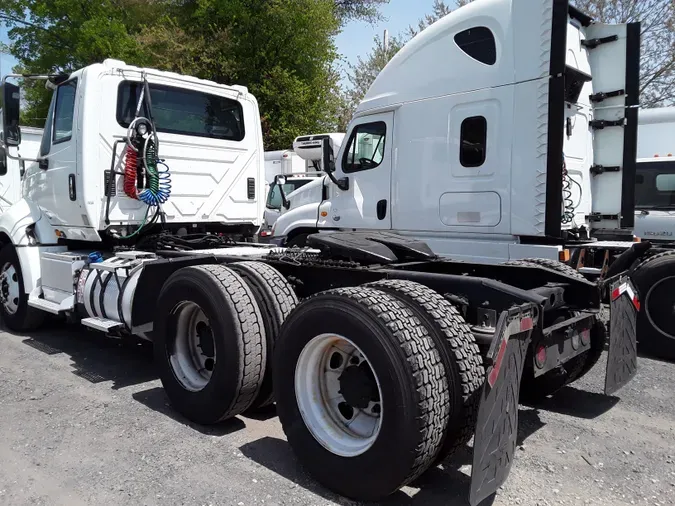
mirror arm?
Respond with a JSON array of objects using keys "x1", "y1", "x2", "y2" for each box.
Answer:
[
  {"x1": 2, "y1": 146, "x2": 42, "y2": 163},
  {"x1": 323, "y1": 169, "x2": 349, "y2": 191}
]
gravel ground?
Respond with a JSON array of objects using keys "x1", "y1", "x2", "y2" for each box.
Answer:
[{"x1": 0, "y1": 322, "x2": 673, "y2": 506}]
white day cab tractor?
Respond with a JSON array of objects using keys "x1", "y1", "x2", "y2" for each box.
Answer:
[
  {"x1": 260, "y1": 132, "x2": 345, "y2": 243},
  {"x1": 270, "y1": 1, "x2": 675, "y2": 359},
  {"x1": 0, "y1": 3, "x2": 641, "y2": 505}
]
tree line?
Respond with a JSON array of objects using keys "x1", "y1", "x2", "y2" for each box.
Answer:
[{"x1": 1, "y1": 0, "x2": 673, "y2": 150}]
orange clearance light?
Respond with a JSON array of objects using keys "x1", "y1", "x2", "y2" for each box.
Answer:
[
  {"x1": 559, "y1": 249, "x2": 570, "y2": 262},
  {"x1": 320, "y1": 211, "x2": 328, "y2": 217},
  {"x1": 634, "y1": 236, "x2": 641, "y2": 243},
  {"x1": 655, "y1": 154, "x2": 660, "y2": 157}
]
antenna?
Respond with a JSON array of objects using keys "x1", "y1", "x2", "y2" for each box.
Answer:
[{"x1": 383, "y1": 29, "x2": 389, "y2": 53}]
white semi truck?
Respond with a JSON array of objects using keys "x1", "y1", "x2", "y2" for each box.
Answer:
[
  {"x1": 260, "y1": 133, "x2": 345, "y2": 242},
  {"x1": 0, "y1": 2, "x2": 641, "y2": 505}
]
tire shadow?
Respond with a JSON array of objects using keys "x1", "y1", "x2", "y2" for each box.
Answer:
[
  {"x1": 132, "y1": 386, "x2": 246, "y2": 436},
  {"x1": 239, "y1": 408, "x2": 546, "y2": 506},
  {"x1": 14, "y1": 321, "x2": 157, "y2": 390}
]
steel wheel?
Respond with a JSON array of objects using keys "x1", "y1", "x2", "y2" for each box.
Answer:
[
  {"x1": 295, "y1": 333, "x2": 383, "y2": 457},
  {"x1": 169, "y1": 301, "x2": 217, "y2": 392},
  {"x1": 645, "y1": 276, "x2": 675, "y2": 340},
  {"x1": 0, "y1": 262, "x2": 20, "y2": 315}
]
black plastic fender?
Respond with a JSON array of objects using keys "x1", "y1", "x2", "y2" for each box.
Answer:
[{"x1": 469, "y1": 304, "x2": 536, "y2": 506}]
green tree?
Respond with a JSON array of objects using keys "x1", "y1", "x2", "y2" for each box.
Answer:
[
  {"x1": 572, "y1": 0, "x2": 675, "y2": 107},
  {"x1": 1, "y1": 0, "x2": 390, "y2": 146}
]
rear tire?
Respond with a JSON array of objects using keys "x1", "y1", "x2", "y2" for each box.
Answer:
[
  {"x1": 154, "y1": 265, "x2": 266, "y2": 424},
  {"x1": 230, "y1": 261, "x2": 298, "y2": 410},
  {"x1": 0, "y1": 245, "x2": 45, "y2": 332},
  {"x1": 506, "y1": 257, "x2": 587, "y2": 281},
  {"x1": 366, "y1": 279, "x2": 483, "y2": 462},
  {"x1": 273, "y1": 287, "x2": 449, "y2": 501},
  {"x1": 632, "y1": 251, "x2": 675, "y2": 360}
]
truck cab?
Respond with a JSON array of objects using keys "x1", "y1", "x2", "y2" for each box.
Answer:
[
  {"x1": 273, "y1": 0, "x2": 641, "y2": 264},
  {"x1": 633, "y1": 107, "x2": 675, "y2": 243}
]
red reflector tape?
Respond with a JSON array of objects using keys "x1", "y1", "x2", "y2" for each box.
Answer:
[
  {"x1": 611, "y1": 282, "x2": 641, "y2": 310},
  {"x1": 487, "y1": 336, "x2": 509, "y2": 388},
  {"x1": 520, "y1": 316, "x2": 533, "y2": 332}
]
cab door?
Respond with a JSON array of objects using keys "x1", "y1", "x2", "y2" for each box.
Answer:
[
  {"x1": 325, "y1": 113, "x2": 393, "y2": 230},
  {"x1": 24, "y1": 78, "x2": 83, "y2": 227}
]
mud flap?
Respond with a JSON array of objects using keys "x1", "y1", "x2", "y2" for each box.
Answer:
[
  {"x1": 469, "y1": 305, "x2": 536, "y2": 506},
  {"x1": 605, "y1": 276, "x2": 639, "y2": 395}
]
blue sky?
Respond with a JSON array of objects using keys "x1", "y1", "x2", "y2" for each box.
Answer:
[{"x1": 1, "y1": 1, "x2": 440, "y2": 77}]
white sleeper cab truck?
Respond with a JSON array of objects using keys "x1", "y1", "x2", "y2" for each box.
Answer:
[
  {"x1": 0, "y1": 4, "x2": 640, "y2": 506},
  {"x1": 271, "y1": 2, "x2": 675, "y2": 359},
  {"x1": 0, "y1": 125, "x2": 42, "y2": 213}
]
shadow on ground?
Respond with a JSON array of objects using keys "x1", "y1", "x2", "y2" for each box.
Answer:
[
  {"x1": 239, "y1": 408, "x2": 546, "y2": 506},
  {"x1": 523, "y1": 385, "x2": 620, "y2": 419},
  {"x1": 132, "y1": 386, "x2": 246, "y2": 436},
  {"x1": 14, "y1": 319, "x2": 156, "y2": 390}
]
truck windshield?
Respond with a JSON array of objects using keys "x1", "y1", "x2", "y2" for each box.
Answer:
[
  {"x1": 636, "y1": 161, "x2": 675, "y2": 209},
  {"x1": 266, "y1": 180, "x2": 312, "y2": 209}
]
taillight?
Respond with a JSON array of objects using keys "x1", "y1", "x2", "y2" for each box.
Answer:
[
  {"x1": 580, "y1": 328, "x2": 591, "y2": 346},
  {"x1": 535, "y1": 345, "x2": 547, "y2": 369}
]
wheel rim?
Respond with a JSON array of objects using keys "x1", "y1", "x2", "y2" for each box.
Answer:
[
  {"x1": 0, "y1": 262, "x2": 20, "y2": 315},
  {"x1": 169, "y1": 301, "x2": 217, "y2": 392},
  {"x1": 295, "y1": 333, "x2": 383, "y2": 457},
  {"x1": 645, "y1": 276, "x2": 675, "y2": 340}
]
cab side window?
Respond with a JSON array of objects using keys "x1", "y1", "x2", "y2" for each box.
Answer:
[
  {"x1": 53, "y1": 79, "x2": 78, "y2": 144},
  {"x1": 342, "y1": 122, "x2": 386, "y2": 173},
  {"x1": 39, "y1": 92, "x2": 57, "y2": 157},
  {"x1": 460, "y1": 116, "x2": 487, "y2": 168}
]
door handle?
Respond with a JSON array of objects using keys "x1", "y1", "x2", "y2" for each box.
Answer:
[
  {"x1": 377, "y1": 199, "x2": 387, "y2": 220},
  {"x1": 38, "y1": 158, "x2": 49, "y2": 170}
]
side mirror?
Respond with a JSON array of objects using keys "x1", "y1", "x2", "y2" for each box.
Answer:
[
  {"x1": 0, "y1": 146, "x2": 7, "y2": 176},
  {"x1": 321, "y1": 138, "x2": 335, "y2": 173},
  {"x1": 321, "y1": 137, "x2": 349, "y2": 191},
  {"x1": 2, "y1": 82, "x2": 22, "y2": 146}
]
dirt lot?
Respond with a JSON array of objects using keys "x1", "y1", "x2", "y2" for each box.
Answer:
[{"x1": 0, "y1": 323, "x2": 673, "y2": 506}]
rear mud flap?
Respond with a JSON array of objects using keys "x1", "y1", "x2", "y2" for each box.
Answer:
[
  {"x1": 469, "y1": 305, "x2": 536, "y2": 506},
  {"x1": 605, "y1": 277, "x2": 639, "y2": 395}
]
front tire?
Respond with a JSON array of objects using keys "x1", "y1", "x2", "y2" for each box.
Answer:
[
  {"x1": 0, "y1": 245, "x2": 45, "y2": 332},
  {"x1": 273, "y1": 287, "x2": 449, "y2": 501},
  {"x1": 154, "y1": 265, "x2": 266, "y2": 424}
]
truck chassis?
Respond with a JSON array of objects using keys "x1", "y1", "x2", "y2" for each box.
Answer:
[{"x1": 6, "y1": 231, "x2": 638, "y2": 505}]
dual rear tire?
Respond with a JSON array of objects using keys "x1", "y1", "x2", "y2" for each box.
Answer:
[
  {"x1": 153, "y1": 262, "x2": 297, "y2": 424},
  {"x1": 273, "y1": 281, "x2": 483, "y2": 501}
]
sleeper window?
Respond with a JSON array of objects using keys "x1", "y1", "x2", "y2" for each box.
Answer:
[
  {"x1": 53, "y1": 79, "x2": 77, "y2": 144},
  {"x1": 343, "y1": 122, "x2": 386, "y2": 173},
  {"x1": 460, "y1": 116, "x2": 487, "y2": 167},
  {"x1": 454, "y1": 27, "x2": 497, "y2": 66}
]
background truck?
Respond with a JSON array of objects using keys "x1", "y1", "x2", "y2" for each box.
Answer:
[
  {"x1": 260, "y1": 133, "x2": 344, "y2": 242},
  {"x1": 263, "y1": 148, "x2": 305, "y2": 185},
  {"x1": 0, "y1": 2, "x2": 641, "y2": 505}
]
